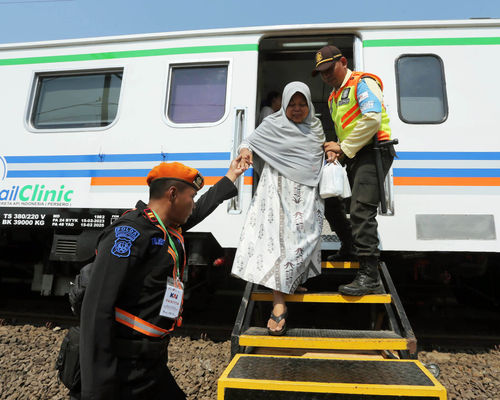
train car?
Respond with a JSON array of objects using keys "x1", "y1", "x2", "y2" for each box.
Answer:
[{"x1": 0, "y1": 19, "x2": 499, "y2": 295}]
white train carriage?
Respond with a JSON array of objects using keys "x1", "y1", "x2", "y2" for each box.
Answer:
[{"x1": 0, "y1": 19, "x2": 499, "y2": 294}]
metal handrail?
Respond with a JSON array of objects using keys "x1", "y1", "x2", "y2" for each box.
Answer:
[{"x1": 227, "y1": 108, "x2": 246, "y2": 214}]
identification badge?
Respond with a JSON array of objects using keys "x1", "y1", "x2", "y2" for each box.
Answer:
[{"x1": 160, "y1": 277, "x2": 184, "y2": 319}]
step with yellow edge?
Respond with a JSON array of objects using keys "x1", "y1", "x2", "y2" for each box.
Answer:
[
  {"x1": 322, "y1": 261, "x2": 359, "y2": 269},
  {"x1": 218, "y1": 354, "x2": 447, "y2": 400},
  {"x1": 250, "y1": 290, "x2": 392, "y2": 304},
  {"x1": 239, "y1": 327, "x2": 409, "y2": 351}
]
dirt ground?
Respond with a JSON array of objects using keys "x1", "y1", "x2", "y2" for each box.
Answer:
[{"x1": 0, "y1": 323, "x2": 498, "y2": 399}]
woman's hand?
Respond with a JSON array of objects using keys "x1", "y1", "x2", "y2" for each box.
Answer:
[{"x1": 238, "y1": 148, "x2": 253, "y2": 171}]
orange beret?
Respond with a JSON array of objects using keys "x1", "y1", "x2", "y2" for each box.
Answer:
[{"x1": 146, "y1": 162, "x2": 204, "y2": 190}]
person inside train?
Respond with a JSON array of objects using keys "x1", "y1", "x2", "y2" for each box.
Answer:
[
  {"x1": 232, "y1": 81, "x2": 325, "y2": 336},
  {"x1": 258, "y1": 90, "x2": 282, "y2": 124}
]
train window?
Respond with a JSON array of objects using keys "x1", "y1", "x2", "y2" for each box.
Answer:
[
  {"x1": 31, "y1": 70, "x2": 123, "y2": 130},
  {"x1": 395, "y1": 55, "x2": 448, "y2": 124},
  {"x1": 167, "y1": 65, "x2": 228, "y2": 123}
]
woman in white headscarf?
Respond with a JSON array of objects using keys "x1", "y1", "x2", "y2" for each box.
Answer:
[{"x1": 232, "y1": 82, "x2": 325, "y2": 335}]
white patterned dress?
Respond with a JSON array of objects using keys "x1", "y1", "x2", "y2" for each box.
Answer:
[{"x1": 232, "y1": 163, "x2": 324, "y2": 294}]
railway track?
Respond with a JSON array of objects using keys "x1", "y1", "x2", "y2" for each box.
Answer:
[{"x1": 1, "y1": 276, "x2": 499, "y2": 348}]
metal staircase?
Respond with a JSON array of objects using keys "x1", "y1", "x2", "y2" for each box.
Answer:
[{"x1": 217, "y1": 261, "x2": 447, "y2": 399}]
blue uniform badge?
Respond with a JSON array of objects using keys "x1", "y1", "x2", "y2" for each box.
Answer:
[
  {"x1": 339, "y1": 87, "x2": 351, "y2": 106},
  {"x1": 357, "y1": 78, "x2": 382, "y2": 114},
  {"x1": 111, "y1": 226, "x2": 140, "y2": 258},
  {"x1": 151, "y1": 237, "x2": 165, "y2": 246}
]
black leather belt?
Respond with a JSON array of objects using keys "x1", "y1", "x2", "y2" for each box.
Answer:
[{"x1": 348, "y1": 140, "x2": 395, "y2": 160}]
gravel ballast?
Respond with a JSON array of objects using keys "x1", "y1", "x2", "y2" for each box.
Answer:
[{"x1": 0, "y1": 324, "x2": 498, "y2": 400}]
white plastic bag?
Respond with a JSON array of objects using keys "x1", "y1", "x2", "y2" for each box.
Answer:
[
  {"x1": 319, "y1": 161, "x2": 344, "y2": 199},
  {"x1": 341, "y1": 166, "x2": 352, "y2": 198}
]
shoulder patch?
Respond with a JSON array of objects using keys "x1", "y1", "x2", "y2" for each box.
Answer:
[
  {"x1": 356, "y1": 79, "x2": 382, "y2": 114},
  {"x1": 111, "y1": 226, "x2": 140, "y2": 258},
  {"x1": 143, "y1": 208, "x2": 158, "y2": 224}
]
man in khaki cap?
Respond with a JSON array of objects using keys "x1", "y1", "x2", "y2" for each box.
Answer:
[
  {"x1": 313, "y1": 45, "x2": 395, "y2": 296},
  {"x1": 79, "y1": 158, "x2": 243, "y2": 400}
]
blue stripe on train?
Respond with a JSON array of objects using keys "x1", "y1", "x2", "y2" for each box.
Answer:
[
  {"x1": 393, "y1": 168, "x2": 500, "y2": 177},
  {"x1": 6, "y1": 167, "x2": 253, "y2": 178},
  {"x1": 5, "y1": 152, "x2": 500, "y2": 163},
  {"x1": 396, "y1": 152, "x2": 500, "y2": 160},
  {"x1": 4, "y1": 152, "x2": 232, "y2": 163}
]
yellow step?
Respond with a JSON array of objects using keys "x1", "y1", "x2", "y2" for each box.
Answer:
[
  {"x1": 239, "y1": 327, "x2": 409, "y2": 351},
  {"x1": 322, "y1": 261, "x2": 359, "y2": 269},
  {"x1": 218, "y1": 354, "x2": 447, "y2": 400},
  {"x1": 250, "y1": 291, "x2": 391, "y2": 304}
]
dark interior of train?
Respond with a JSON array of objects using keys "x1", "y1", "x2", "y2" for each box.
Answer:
[{"x1": 257, "y1": 34, "x2": 355, "y2": 141}]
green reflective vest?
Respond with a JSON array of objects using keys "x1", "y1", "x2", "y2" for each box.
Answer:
[{"x1": 328, "y1": 71, "x2": 391, "y2": 143}]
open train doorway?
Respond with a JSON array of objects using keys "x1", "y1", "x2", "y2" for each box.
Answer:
[{"x1": 256, "y1": 34, "x2": 358, "y2": 141}]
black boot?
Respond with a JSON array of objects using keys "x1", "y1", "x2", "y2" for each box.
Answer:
[
  {"x1": 326, "y1": 243, "x2": 357, "y2": 262},
  {"x1": 338, "y1": 256, "x2": 383, "y2": 295}
]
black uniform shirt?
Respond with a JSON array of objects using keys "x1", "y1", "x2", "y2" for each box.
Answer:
[{"x1": 80, "y1": 176, "x2": 237, "y2": 399}]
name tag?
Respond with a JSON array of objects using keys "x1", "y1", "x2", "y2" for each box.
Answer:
[{"x1": 160, "y1": 277, "x2": 183, "y2": 319}]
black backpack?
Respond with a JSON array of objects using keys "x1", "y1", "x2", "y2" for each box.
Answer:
[
  {"x1": 55, "y1": 326, "x2": 81, "y2": 392},
  {"x1": 68, "y1": 262, "x2": 93, "y2": 318},
  {"x1": 56, "y1": 262, "x2": 93, "y2": 391}
]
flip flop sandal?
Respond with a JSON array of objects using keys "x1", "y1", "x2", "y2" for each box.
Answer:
[{"x1": 267, "y1": 310, "x2": 288, "y2": 336}]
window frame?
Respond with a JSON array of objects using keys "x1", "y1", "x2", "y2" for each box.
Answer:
[
  {"x1": 26, "y1": 67, "x2": 125, "y2": 133},
  {"x1": 395, "y1": 53, "x2": 448, "y2": 125},
  {"x1": 163, "y1": 60, "x2": 232, "y2": 128}
]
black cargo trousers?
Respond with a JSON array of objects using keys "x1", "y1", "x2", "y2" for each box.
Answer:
[{"x1": 325, "y1": 144, "x2": 394, "y2": 258}]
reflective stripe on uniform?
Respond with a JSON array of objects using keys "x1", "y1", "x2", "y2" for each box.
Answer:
[
  {"x1": 341, "y1": 103, "x2": 361, "y2": 123},
  {"x1": 378, "y1": 129, "x2": 391, "y2": 141},
  {"x1": 115, "y1": 307, "x2": 169, "y2": 338},
  {"x1": 342, "y1": 108, "x2": 362, "y2": 129}
]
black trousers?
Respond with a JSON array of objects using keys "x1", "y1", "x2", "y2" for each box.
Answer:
[
  {"x1": 324, "y1": 196, "x2": 352, "y2": 247},
  {"x1": 76, "y1": 338, "x2": 185, "y2": 400},
  {"x1": 325, "y1": 145, "x2": 394, "y2": 258},
  {"x1": 72, "y1": 357, "x2": 186, "y2": 400},
  {"x1": 116, "y1": 355, "x2": 186, "y2": 400}
]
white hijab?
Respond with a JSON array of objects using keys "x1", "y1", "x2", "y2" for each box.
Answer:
[{"x1": 244, "y1": 81, "x2": 325, "y2": 186}]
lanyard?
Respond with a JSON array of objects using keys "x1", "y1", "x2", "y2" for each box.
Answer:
[{"x1": 152, "y1": 210, "x2": 180, "y2": 280}]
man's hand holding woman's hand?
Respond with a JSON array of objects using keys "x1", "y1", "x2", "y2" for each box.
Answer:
[
  {"x1": 225, "y1": 155, "x2": 246, "y2": 182},
  {"x1": 238, "y1": 148, "x2": 253, "y2": 171}
]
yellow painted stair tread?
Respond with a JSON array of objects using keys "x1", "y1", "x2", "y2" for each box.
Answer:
[
  {"x1": 239, "y1": 328, "x2": 409, "y2": 350},
  {"x1": 218, "y1": 354, "x2": 447, "y2": 400},
  {"x1": 250, "y1": 291, "x2": 392, "y2": 303},
  {"x1": 321, "y1": 261, "x2": 360, "y2": 269}
]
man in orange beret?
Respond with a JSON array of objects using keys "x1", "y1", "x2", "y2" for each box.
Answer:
[{"x1": 79, "y1": 157, "x2": 243, "y2": 400}]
